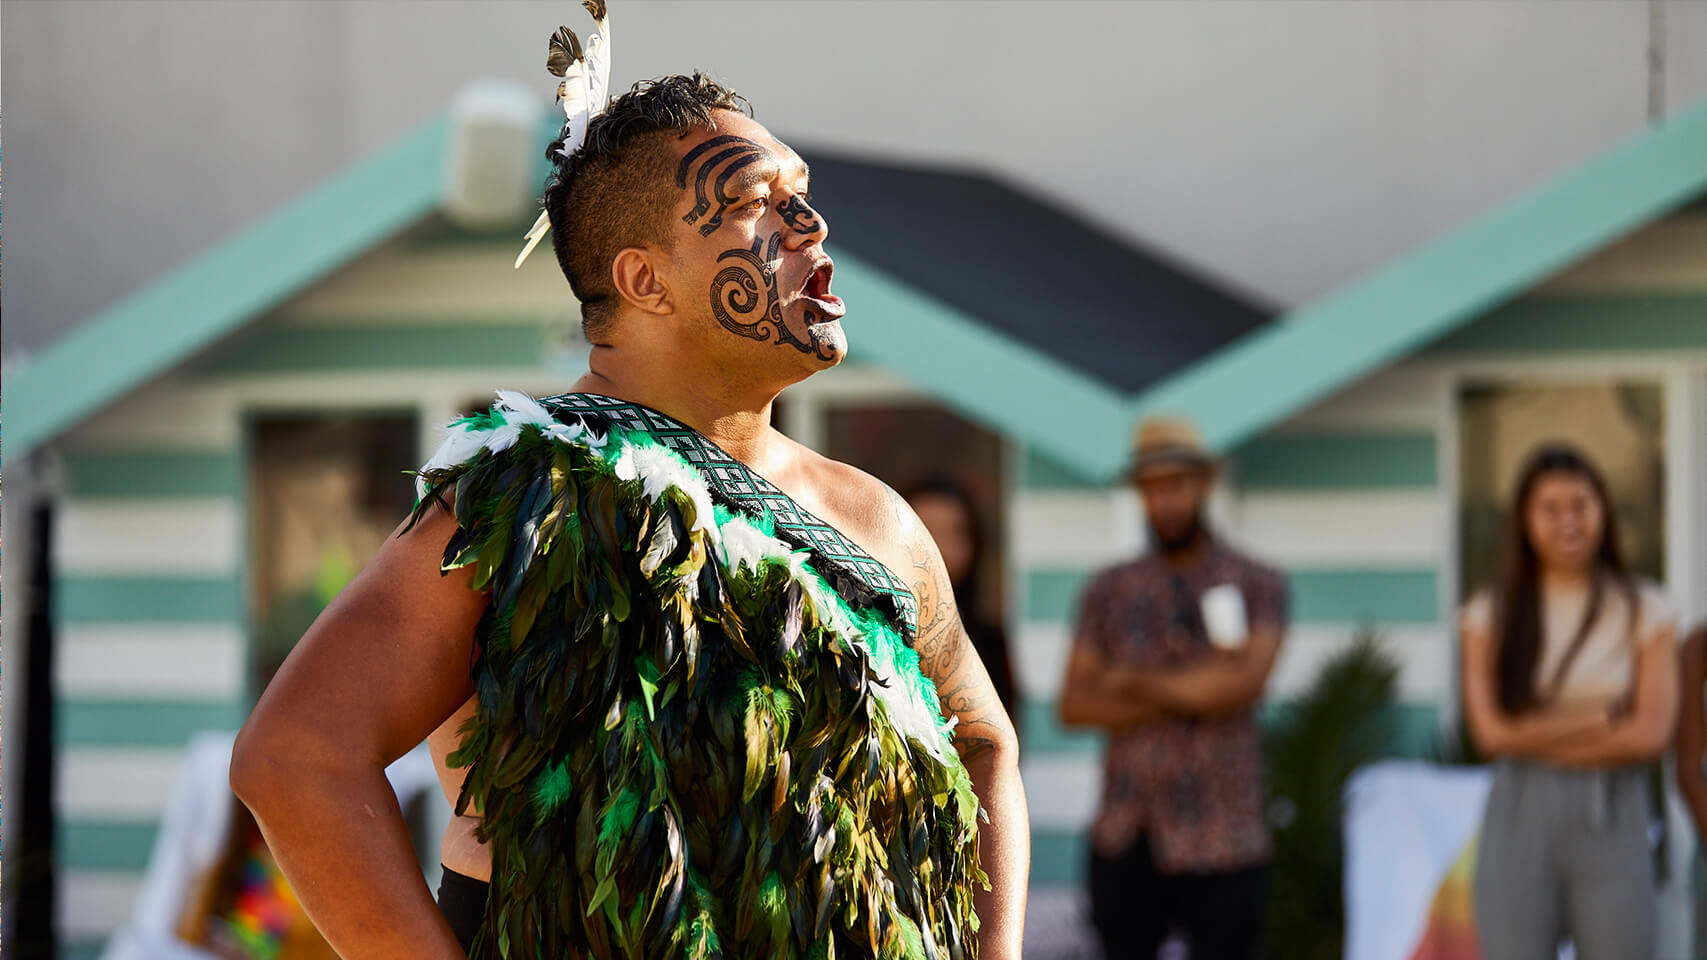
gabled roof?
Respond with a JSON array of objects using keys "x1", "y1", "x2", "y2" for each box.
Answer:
[
  {"x1": 4, "y1": 113, "x2": 454, "y2": 465},
  {"x1": 799, "y1": 151, "x2": 1274, "y2": 395},
  {"x1": 9, "y1": 96, "x2": 1706, "y2": 482},
  {"x1": 1117, "y1": 95, "x2": 1707, "y2": 477},
  {"x1": 0, "y1": 105, "x2": 1269, "y2": 476}
]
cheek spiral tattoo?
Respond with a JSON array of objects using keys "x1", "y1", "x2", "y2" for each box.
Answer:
[
  {"x1": 709, "y1": 232, "x2": 837, "y2": 361},
  {"x1": 776, "y1": 195, "x2": 820, "y2": 235},
  {"x1": 676, "y1": 135, "x2": 771, "y2": 237}
]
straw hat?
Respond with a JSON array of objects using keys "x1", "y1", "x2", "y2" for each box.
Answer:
[{"x1": 1126, "y1": 415, "x2": 1215, "y2": 479}]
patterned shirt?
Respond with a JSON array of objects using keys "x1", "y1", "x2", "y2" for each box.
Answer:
[{"x1": 1070, "y1": 538, "x2": 1288, "y2": 873}]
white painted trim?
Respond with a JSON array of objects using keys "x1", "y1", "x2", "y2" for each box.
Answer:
[
  {"x1": 1011, "y1": 491, "x2": 1128, "y2": 568},
  {"x1": 1665, "y1": 365, "x2": 1707, "y2": 628},
  {"x1": 56, "y1": 624, "x2": 245, "y2": 701},
  {"x1": 57, "y1": 747, "x2": 186, "y2": 820},
  {"x1": 1232, "y1": 489, "x2": 1444, "y2": 570},
  {"x1": 1269, "y1": 624, "x2": 1451, "y2": 700},
  {"x1": 208, "y1": 367, "x2": 590, "y2": 406},
  {"x1": 416, "y1": 392, "x2": 465, "y2": 466},
  {"x1": 59, "y1": 869, "x2": 142, "y2": 939},
  {"x1": 783, "y1": 387, "x2": 826, "y2": 453},
  {"x1": 1013, "y1": 622, "x2": 1073, "y2": 702},
  {"x1": 1435, "y1": 365, "x2": 1464, "y2": 728},
  {"x1": 1020, "y1": 753, "x2": 1102, "y2": 830},
  {"x1": 55, "y1": 499, "x2": 240, "y2": 575},
  {"x1": 60, "y1": 378, "x2": 242, "y2": 452}
]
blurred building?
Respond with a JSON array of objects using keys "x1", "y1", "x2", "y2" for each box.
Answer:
[
  {"x1": 5, "y1": 2, "x2": 1707, "y2": 955},
  {"x1": 6, "y1": 89, "x2": 1706, "y2": 956}
]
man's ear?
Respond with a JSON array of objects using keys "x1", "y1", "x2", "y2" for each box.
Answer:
[{"x1": 610, "y1": 247, "x2": 673, "y2": 316}]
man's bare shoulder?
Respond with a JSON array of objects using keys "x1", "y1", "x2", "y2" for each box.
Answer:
[{"x1": 774, "y1": 434, "x2": 919, "y2": 569}]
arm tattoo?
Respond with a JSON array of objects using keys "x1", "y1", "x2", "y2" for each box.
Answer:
[{"x1": 889, "y1": 488, "x2": 1003, "y2": 764}]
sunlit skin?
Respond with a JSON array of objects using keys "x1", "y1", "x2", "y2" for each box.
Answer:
[
  {"x1": 231, "y1": 108, "x2": 1027, "y2": 960},
  {"x1": 601, "y1": 111, "x2": 848, "y2": 390},
  {"x1": 1058, "y1": 458, "x2": 1282, "y2": 733},
  {"x1": 1460, "y1": 469, "x2": 1677, "y2": 769}
]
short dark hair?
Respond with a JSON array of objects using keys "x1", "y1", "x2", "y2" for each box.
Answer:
[{"x1": 542, "y1": 72, "x2": 751, "y2": 340}]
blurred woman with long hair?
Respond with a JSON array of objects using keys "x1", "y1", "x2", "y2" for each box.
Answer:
[{"x1": 1461, "y1": 444, "x2": 1678, "y2": 959}]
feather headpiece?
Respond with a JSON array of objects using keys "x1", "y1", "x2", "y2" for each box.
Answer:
[{"x1": 515, "y1": 0, "x2": 613, "y2": 269}]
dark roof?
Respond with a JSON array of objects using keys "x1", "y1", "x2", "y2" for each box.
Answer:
[{"x1": 798, "y1": 149, "x2": 1274, "y2": 395}]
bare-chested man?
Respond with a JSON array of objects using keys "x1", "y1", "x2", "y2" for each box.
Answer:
[{"x1": 230, "y1": 71, "x2": 1026, "y2": 959}]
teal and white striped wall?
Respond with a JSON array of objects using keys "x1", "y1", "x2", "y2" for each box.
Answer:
[
  {"x1": 50, "y1": 235, "x2": 592, "y2": 957},
  {"x1": 46, "y1": 228, "x2": 1707, "y2": 951},
  {"x1": 54, "y1": 403, "x2": 250, "y2": 951}
]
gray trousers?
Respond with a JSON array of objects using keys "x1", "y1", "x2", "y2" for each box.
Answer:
[{"x1": 1473, "y1": 758, "x2": 1655, "y2": 960}]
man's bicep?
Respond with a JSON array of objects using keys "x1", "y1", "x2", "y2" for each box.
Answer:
[
  {"x1": 241, "y1": 505, "x2": 487, "y2": 767},
  {"x1": 894, "y1": 501, "x2": 1016, "y2": 760}
]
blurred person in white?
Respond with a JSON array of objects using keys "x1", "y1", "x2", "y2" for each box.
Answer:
[
  {"x1": 1671, "y1": 616, "x2": 1707, "y2": 959},
  {"x1": 1058, "y1": 417, "x2": 1287, "y2": 960},
  {"x1": 1461, "y1": 444, "x2": 1678, "y2": 959}
]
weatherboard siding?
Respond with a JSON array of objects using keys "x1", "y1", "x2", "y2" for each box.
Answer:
[
  {"x1": 47, "y1": 287, "x2": 600, "y2": 945},
  {"x1": 54, "y1": 400, "x2": 251, "y2": 944}
]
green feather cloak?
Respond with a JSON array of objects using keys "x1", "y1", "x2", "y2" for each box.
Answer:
[{"x1": 404, "y1": 391, "x2": 985, "y2": 960}]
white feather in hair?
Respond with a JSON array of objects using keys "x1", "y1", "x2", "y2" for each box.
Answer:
[{"x1": 515, "y1": 0, "x2": 612, "y2": 269}]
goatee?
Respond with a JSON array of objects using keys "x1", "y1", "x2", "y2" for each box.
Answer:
[{"x1": 1150, "y1": 514, "x2": 1207, "y2": 556}]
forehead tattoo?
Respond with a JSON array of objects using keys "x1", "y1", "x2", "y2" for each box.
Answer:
[{"x1": 676, "y1": 134, "x2": 776, "y2": 237}]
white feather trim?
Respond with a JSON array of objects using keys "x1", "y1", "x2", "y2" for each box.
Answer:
[
  {"x1": 417, "y1": 423, "x2": 495, "y2": 498},
  {"x1": 495, "y1": 389, "x2": 556, "y2": 430},
  {"x1": 485, "y1": 422, "x2": 524, "y2": 453}
]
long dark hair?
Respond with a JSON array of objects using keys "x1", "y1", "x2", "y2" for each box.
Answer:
[{"x1": 1493, "y1": 444, "x2": 1635, "y2": 714}]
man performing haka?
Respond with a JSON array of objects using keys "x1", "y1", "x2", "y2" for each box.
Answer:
[{"x1": 229, "y1": 4, "x2": 1028, "y2": 958}]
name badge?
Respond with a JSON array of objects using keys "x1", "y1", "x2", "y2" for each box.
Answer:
[{"x1": 1201, "y1": 583, "x2": 1249, "y2": 650}]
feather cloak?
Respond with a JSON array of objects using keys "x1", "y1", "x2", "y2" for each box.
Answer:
[{"x1": 404, "y1": 391, "x2": 986, "y2": 960}]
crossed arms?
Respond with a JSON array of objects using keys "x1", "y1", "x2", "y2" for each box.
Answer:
[{"x1": 1057, "y1": 574, "x2": 1283, "y2": 734}]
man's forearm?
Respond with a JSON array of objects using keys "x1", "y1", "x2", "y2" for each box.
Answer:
[
  {"x1": 231, "y1": 750, "x2": 465, "y2": 959},
  {"x1": 1111, "y1": 661, "x2": 1260, "y2": 717},
  {"x1": 1057, "y1": 692, "x2": 1165, "y2": 732},
  {"x1": 966, "y1": 747, "x2": 1027, "y2": 960}
]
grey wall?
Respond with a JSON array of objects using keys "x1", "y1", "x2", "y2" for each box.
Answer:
[{"x1": 5, "y1": 0, "x2": 1706, "y2": 352}]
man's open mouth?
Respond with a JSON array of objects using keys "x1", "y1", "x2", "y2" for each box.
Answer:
[{"x1": 800, "y1": 261, "x2": 845, "y2": 320}]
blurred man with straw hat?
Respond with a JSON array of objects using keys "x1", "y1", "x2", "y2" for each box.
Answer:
[{"x1": 1059, "y1": 415, "x2": 1289, "y2": 960}]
